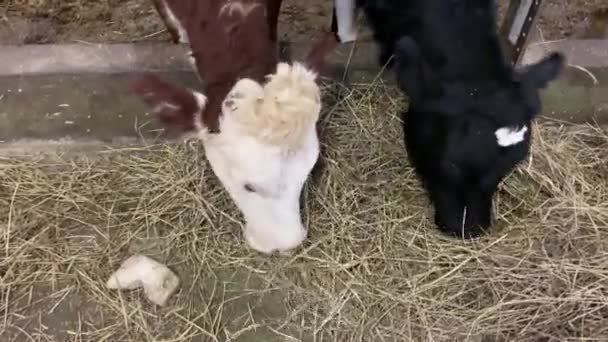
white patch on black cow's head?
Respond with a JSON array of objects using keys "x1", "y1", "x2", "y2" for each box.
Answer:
[{"x1": 494, "y1": 125, "x2": 528, "y2": 147}]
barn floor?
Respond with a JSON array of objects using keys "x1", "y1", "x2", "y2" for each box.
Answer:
[
  {"x1": 1, "y1": 81, "x2": 608, "y2": 341},
  {"x1": 1, "y1": 0, "x2": 607, "y2": 44}
]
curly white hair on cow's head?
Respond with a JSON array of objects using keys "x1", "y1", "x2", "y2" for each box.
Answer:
[{"x1": 222, "y1": 62, "x2": 322, "y2": 150}]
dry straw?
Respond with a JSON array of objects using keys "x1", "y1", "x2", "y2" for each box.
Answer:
[{"x1": 1, "y1": 80, "x2": 607, "y2": 341}]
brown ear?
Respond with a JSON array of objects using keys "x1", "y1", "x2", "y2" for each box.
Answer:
[
  {"x1": 129, "y1": 73, "x2": 204, "y2": 132},
  {"x1": 304, "y1": 31, "x2": 339, "y2": 75}
]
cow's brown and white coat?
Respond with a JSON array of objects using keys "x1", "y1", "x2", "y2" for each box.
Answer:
[{"x1": 132, "y1": 0, "x2": 337, "y2": 254}]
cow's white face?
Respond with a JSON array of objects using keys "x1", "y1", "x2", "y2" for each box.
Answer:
[
  {"x1": 196, "y1": 69, "x2": 321, "y2": 254},
  {"x1": 202, "y1": 118, "x2": 319, "y2": 255},
  {"x1": 165, "y1": 62, "x2": 321, "y2": 254},
  {"x1": 127, "y1": 60, "x2": 321, "y2": 254}
]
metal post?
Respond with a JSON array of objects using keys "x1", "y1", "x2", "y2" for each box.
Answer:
[{"x1": 498, "y1": 0, "x2": 544, "y2": 66}]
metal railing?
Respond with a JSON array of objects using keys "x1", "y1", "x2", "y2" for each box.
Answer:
[{"x1": 498, "y1": 0, "x2": 544, "y2": 66}]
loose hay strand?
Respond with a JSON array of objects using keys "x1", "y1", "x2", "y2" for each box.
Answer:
[{"x1": 1, "y1": 82, "x2": 608, "y2": 341}]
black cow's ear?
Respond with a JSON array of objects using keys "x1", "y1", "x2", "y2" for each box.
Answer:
[
  {"x1": 394, "y1": 36, "x2": 441, "y2": 102},
  {"x1": 519, "y1": 52, "x2": 564, "y2": 89}
]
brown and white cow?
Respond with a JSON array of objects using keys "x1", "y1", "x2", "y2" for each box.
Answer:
[{"x1": 131, "y1": 0, "x2": 337, "y2": 254}]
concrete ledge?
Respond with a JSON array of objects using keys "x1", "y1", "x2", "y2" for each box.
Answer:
[
  {"x1": 521, "y1": 39, "x2": 608, "y2": 68},
  {"x1": 0, "y1": 72, "x2": 198, "y2": 144},
  {"x1": 2, "y1": 39, "x2": 606, "y2": 73},
  {"x1": 0, "y1": 137, "x2": 146, "y2": 157},
  {"x1": 0, "y1": 39, "x2": 606, "y2": 150},
  {"x1": 0, "y1": 43, "x2": 193, "y2": 75},
  {"x1": 0, "y1": 41, "x2": 378, "y2": 76},
  {"x1": 2, "y1": 39, "x2": 606, "y2": 76},
  {"x1": 520, "y1": 39, "x2": 608, "y2": 124}
]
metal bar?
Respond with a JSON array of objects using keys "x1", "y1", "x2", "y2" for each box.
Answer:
[
  {"x1": 499, "y1": 0, "x2": 544, "y2": 66},
  {"x1": 331, "y1": 6, "x2": 338, "y2": 34}
]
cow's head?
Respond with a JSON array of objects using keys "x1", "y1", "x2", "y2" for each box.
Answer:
[
  {"x1": 393, "y1": 36, "x2": 564, "y2": 238},
  {"x1": 129, "y1": 63, "x2": 321, "y2": 254}
]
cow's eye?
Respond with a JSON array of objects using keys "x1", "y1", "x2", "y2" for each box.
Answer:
[{"x1": 244, "y1": 183, "x2": 256, "y2": 193}]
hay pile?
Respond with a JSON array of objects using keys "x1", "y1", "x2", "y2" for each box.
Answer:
[
  {"x1": 2, "y1": 0, "x2": 167, "y2": 43},
  {"x1": 1, "y1": 81, "x2": 608, "y2": 341}
]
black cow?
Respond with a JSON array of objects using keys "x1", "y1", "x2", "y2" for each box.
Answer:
[{"x1": 352, "y1": 0, "x2": 564, "y2": 237}]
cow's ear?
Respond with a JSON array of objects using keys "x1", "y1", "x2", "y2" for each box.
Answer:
[
  {"x1": 129, "y1": 73, "x2": 205, "y2": 132},
  {"x1": 519, "y1": 52, "x2": 564, "y2": 89},
  {"x1": 394, "y1": 36, "x2": 441, "y2": 102}
]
